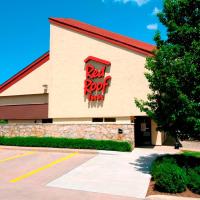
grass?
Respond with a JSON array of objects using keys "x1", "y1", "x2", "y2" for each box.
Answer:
[
  {"x1": 0, "y1": 136, "x2": 132, "y2": 152},
  {"x1": 182, "y1": 150, "x2": 200, "y2": 158}
]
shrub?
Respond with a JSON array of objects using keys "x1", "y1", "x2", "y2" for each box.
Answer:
[
  {"x1": 187, "y1": 167, "x2": 200, "y2": 194},
  {"x1": 0, "y1": 120, "x2": 8, "y2": 124},
  {"x1": 153, "y1": 162, "x2": 188, "y2": 193},
  {"x1": 151, "y1": 155, "x2": 176, "y2": 179},
  {"x1": 175, "y1": 154, "x2": 200, "y2": 169},
  {"x1": 0, "y1": 136, "x2": 132, "y2": 152},
  {"x1": 151, "y1": 153, "x2": 200, "y2": 194},
  {"x1": 153, "y1": 154, "x2": 200, "y2": 170},
  {"x1": 193, "y1": 166, "x2": 200, "y2": 175}
]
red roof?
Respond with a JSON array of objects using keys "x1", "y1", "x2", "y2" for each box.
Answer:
[
  {"x1": 0, "y1": 52, "x2": 49, "y2": 93},
  {"x1": 0, "y1": 18, "x2": 155, "y2": 94},
  {"x1": 49, "y1": 18, "x2": 155, "y2": 56}
]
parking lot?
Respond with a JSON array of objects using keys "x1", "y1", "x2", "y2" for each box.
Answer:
[
  {"x1": 0, "y1": 146, "x2": 141, "y2": 200},
  {"x1": 0, "y1": 147, "x2": 99, "y2": 200},
  {"x1": 0, "y1": 146, "x2": 179, "y2": 200}
]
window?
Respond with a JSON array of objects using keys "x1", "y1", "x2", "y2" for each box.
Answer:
[
  {"x1": 42, "y1": 119, "x2": 53, "y2": 123},
  {"x1": 92, "y1": 118, "x2": 103, "y2": 122},
  {"x1": 104, "y1": 118, "x2": 116, "y2": 122},
  {"x1": 92, "y1": 118, "x2": 116, "y2": 123}
]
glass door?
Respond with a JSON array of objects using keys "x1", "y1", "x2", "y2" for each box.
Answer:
[{"x1": 134, "y1": 116, "x2": 152, "y2": 146}]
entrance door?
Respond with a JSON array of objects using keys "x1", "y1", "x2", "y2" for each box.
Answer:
[{"x1": 134, "y1": 116, "x2": 152, "y2": 146}]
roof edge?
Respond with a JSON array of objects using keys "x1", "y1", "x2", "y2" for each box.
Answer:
[
  {"x1": 0, "y1": 52, "x2": 49, "y2": 94},
  {"x1": 49, "y1": 17, "x2": 155, "y2": 56}
]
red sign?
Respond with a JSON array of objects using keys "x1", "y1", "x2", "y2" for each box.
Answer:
[{"x1": 84, "y1": 56, "x2": 111, "y2": 101}]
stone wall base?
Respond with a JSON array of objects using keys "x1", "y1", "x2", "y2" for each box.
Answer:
[{"x1": 0, "y1": 124, "x2": 134, "y2": 145}]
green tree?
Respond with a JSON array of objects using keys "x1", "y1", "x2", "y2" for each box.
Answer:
[{"x1": 135, "y1": 0, "x2": 200, "y2": 141}]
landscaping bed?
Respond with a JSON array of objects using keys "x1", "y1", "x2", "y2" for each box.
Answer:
[
  {"x1": 147, "y1": 150, "x2": 200, "y2": 198},
  {"x1": 0, "y1": 136, "x2": 132, "y2": 152},
  {"x1": 147, "y1": 180, "x2": 200, "y2": 198}
]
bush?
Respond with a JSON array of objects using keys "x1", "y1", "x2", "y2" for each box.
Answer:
[
  {"x1": 151, "y1": 155, "x2": 176, "y2": 179},
  {"x1": 193, "y1": 166, "x2": 200, "y2": 174},
  {"x1": 152, "y1": 154, "x2": 200, "y2": 171},
  {"x1": 151, "y1": 153, "x2": 200, "y2": 194},
  {"x1": 187, "y1": 167, "x2": 200, "y2": 194},
  {"x1": 0, "y1": 136, "x2": 132, "y2": 152},
  {"x1": 153, "y1": 162, "x2": 188, "y2": 193},
  {"x1": 175, "y1": 154, "x2": 200, "y2": 169},
  {"x1": 0, "y1": 120, "x2": 8, "y2": 124}
]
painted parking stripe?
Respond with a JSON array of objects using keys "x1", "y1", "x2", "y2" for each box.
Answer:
[
  {"x1": 10, "y1": 152, "x2": 78, "y2": 183},
  {"x1": 0, "y1": 151, "x2": 36, "y2": 163}
]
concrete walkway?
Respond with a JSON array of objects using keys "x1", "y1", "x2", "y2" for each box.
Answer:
[
  {"x1": 47, "y1": 148, "x2": 170, "y2": 199},
  {"x1": 181, "y1": 141, "x2": 200, "y2": 152}
]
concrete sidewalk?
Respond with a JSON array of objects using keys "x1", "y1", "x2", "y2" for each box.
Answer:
[
  {"x1": 48, "y1": 148, "x2": 170, "y2": 199},
  {"x1": 0, "y1": 145, "x2": 97, "y2": 154}
]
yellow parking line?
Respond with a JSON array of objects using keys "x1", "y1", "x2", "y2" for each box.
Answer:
[
  {"x1": 10, "y1": 152, "x2": 78, "y2": 183},
  {"x1": 0, "y1": 151, "x2": 36, "y2": 163}
]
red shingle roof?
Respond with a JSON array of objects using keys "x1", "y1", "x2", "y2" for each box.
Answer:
[
  {"x1": 49, "y1": 18, "x2": 155, "y2": 56},
  {"x1": 0, "y1": 18, "x2": 155, "y2": 94},
  {"x1": 0, "y1": 52, "x2": 49, "y2": 93}
]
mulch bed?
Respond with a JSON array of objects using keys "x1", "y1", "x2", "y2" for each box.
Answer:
[{"x1": 147, "y1": 179, "x2": 200, "y2": 198}]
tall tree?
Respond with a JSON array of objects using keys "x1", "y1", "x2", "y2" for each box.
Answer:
[{"x1": 135, "y1": 0, "x2": 200, "y2": 141}]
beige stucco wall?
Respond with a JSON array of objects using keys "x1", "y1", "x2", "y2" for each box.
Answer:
[
  {"x1": 49, "y1": 24, "x2": 150, "y2": 118},
  {"x1": 53, "y1": 118, "x2": 91, "y2": 124},
  {"x1": 0, "y1": 94, "x2": 48, "y2": 106},
  {"x1": 116, "y1": 117, "x2": 131, "y2": 124},
  {"x1": 53, "y1": 117, "x2": 131, "y2": 124},
  {"x1": 151, "y1": 120, "x2": 165, "y2": 145},
  {"x1": 0, "y1": 61, "x2": 50, "y2": 97}
]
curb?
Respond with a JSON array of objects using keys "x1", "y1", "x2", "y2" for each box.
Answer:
[
  {"x1": 0, "y1": 145, "x2": 98, "y2": 155},
  {"x1": 146, "y1": 195, "x2": 199, "y2": 200}
]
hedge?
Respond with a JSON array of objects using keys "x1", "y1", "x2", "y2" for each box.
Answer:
[
  {"x1": 151, "y1": 153, "x2": 200, "y2": 194},
  {"x1": 0, "y1": 136, "x2": 132, "y2": 152},
  {"x1": 0, "y1": 120, "x2": 8, "y2": 124}
]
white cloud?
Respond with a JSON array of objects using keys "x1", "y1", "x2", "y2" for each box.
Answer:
[
  {"x1": 112, "y1": 0, "x2": 150, "y2": 6},
  {"x1": 134, "y1": 0, "x2": 149, "y2": 6},
  {"x1": 147, "y1": 23, "x2": 158, "y2": 30},
  {"x1": 152, "y1": 7, "x2": 161, "y2": 15}
]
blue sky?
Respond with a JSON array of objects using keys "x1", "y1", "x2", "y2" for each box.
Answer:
[{"x1": 0, "y1": 0, "x2": 166, "y2": 84}]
